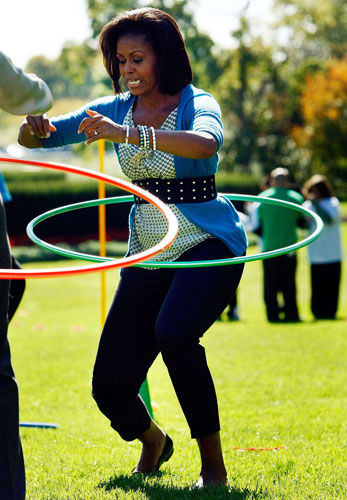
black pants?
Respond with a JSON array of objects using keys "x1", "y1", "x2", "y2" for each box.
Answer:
[
  {"x1": 8, "y1": 257, "x2": 26, "y2": 322},
  {"x1": 311, "y1": 262, "x2": 341, "y2": 319},
  {"x1": 263, "y1": 254, "x2": 300, "y2": 322},
  {"x1": 0, "y1": 201, "x2": 25, "y2": 500},
  {"x1": 92, "y1": 239, "x2": 244, "y2": 440}
]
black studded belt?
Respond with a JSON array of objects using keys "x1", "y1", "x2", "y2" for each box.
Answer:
[{"x1": 132, "y1": 175, "x2": 217, "y2": 204}]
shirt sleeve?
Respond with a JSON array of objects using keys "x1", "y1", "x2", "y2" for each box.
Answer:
[
  {"x1": 322, "y1": 197, "x2": 341, "y2": 221},
  {"x1": 184, "y1": 92, "x2": 224, "y2": 149},
  {"x1": 43, "y1": 96, "x2": 120, "y2": 149},
  {"x1": 306, "y1": 198, "x2": 341, "y2": 224},
  {"x1": 0, "y1": 51, "x2": 53, "y2": 115}
]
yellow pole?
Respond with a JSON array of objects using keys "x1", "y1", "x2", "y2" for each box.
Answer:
[
  {"x1": 98, "y1": 139, "x2": 107, "y2": 326},
  {"x1": 97, "y1": 139, "x2": 154, "y2": 417}
]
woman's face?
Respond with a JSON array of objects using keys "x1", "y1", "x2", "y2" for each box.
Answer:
[{"x1": 116, "y1": 34, "x2": 158, "y2": 97}]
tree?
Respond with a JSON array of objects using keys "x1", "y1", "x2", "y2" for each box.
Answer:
[
  {"x1": 273, "y1": 0, "x2": 347, "y2": 60},
  {"x1": 87, "y1": 0, "x2": 141, "y2": 38},
  {"x1": 26, "y1": 56, "x2": 71, "y2": 99},
  {"x1": 26, "y1": 48, "x2": 104, "y2": 100},
  {"x1": 150, "y1": 0, "x2": 222, "y2": 89},
  {"x1": 291, "y1": 58, "x2": 347, "y2": 191},
  {"x1": 214, "y1": 9, "x2": 299, "y2": 175},
  {"x1": 58, "y1": 41, "x2": 97, "y2": 97},
  {"x1": 268, "y1": 0, "x2": 347, "y2": 189}
]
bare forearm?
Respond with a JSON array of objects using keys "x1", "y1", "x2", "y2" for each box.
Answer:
[
  {"x1": 128, "y1": 128, "x2": 218, "y2": 159},
  {"x1": 79, "y1": 110, "x2": 219, "y2": 159}
]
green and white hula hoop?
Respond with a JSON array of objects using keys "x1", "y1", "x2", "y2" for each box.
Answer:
[{"x1": 27, "y1": 194, "x2": 323, "y2": 268}]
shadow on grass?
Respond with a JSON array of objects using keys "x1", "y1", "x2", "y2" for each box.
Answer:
[{"x1": 99, "y1": 473, "x2": 266, "y2": 499}]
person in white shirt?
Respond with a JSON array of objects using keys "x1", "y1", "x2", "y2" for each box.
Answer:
[{"x1": 302, "y1": 175, "x2": 343, "y2": 319}]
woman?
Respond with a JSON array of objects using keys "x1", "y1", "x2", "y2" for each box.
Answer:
[
  {"x1": 18, "y1": 8, "x2": 247, "y2": 487},
  {"x1": 302, "y1": 175, "x2": 343, "y2": 320}
]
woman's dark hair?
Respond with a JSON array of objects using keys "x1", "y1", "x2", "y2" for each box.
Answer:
[
  {"x1": 99, "y1": 7, "x2": 193, "y2": 95},
  {"x1": 302, "y1": 174, "x2": 335, "y2": 198}
]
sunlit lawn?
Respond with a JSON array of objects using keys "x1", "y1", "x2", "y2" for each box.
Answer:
[{"x1": 9, "y1": 222, "x2": 347, "y2": 499}]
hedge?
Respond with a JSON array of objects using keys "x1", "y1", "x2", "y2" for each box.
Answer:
[
  {"x1": 12, "y1": 239, "x2": 129, "y2": 263},
  {"x1": 5, "y1": 176, "x2": 130, "y2": 244},
  {"x1": 4, "y1": 170, "x2": 262, "y2": 245}
]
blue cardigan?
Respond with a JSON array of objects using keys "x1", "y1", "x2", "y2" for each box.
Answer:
[{"x1": 43, "y1": 85, "x2": 248, "y2": 257}]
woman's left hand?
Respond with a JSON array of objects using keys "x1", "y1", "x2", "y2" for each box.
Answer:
[{"x1": 78, "y1": 109, "x2": 125, "y2": 145}]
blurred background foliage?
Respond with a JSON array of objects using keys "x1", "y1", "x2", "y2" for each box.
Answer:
[{"x1": 1, "y1": 0, "x2": 346, "y2": 198}]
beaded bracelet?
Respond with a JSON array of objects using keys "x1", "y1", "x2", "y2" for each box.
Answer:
[
  {"x1": 142, "y1": 125, "x2": 147, "y2": 149},
  {"x1": 143, "y1": 125, "x2": 150, "y2": 151},
  {"x1": 150, "y1": 126, "x2": 156, "y2": 152},
  {"x1": 138, "y1": 125, "x2": 152, "y2": 158},
  {"x1": 138, "y1": 125, "x2": 145, "y2": 150}
]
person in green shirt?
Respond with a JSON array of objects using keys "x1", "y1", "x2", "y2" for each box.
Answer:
[{"x1": 258, "y1": 168, "x2": 304, "y2": 322}]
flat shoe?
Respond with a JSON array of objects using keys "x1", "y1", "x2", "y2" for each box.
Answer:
[
  {"x1": 156, "y1": 434, "x2": 174, "y2": 471},
  {"x1": 131, "y1": 434, "x2": 174, "y2": 474}
]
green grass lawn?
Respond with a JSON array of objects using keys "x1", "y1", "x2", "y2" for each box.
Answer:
[{"x1": 9, "y1": 224, "x2": 346, "y2": 499}]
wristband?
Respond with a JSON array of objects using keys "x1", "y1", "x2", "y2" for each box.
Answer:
[
  {"x1": 143, "y1": 125, "x2": 150, "y2": 150},
  {"x1": 150, "y1": 126, "x2": 156, "y2": 151},
  {"x1": 138, "y1": 125, "x2": 145, "y2": 150}
]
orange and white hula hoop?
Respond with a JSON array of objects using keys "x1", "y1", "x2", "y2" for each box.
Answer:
[{"x1": 0, "y1": 157, "x2": 178, "y2": 279}]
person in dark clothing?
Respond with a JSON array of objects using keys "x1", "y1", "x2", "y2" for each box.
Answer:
[
  {"x1": 0, "y1": 49, "x2": 52, "y2": 500},
  {"x1": 0, "y1": 174, "x2": 26, "y2": 322}
]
